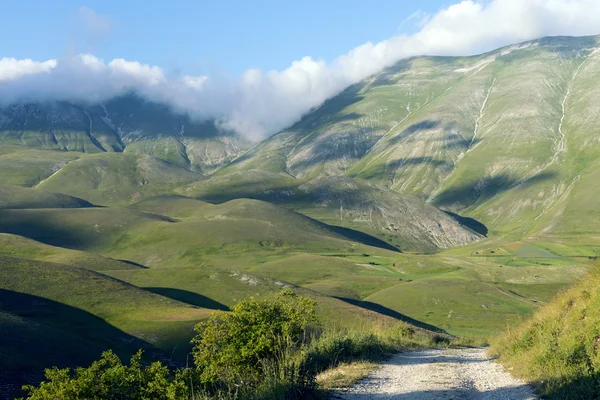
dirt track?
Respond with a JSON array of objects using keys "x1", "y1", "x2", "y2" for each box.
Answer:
[{"x1": 332, "y1": 348, "x2": 537, "y2": 400}]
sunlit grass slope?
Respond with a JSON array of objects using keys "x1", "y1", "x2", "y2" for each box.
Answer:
[
  {"x1": 0, "y1": 185, "x2": 92, "y2": 209},
  {"x1": 0, "y1": 255, "x2": 211, "y2": 396},
  {"x1": 36, "y1": 153, "x2": 202, "y2": 206},
  {"x1": 491, "y1": 264, "x2": 600, "y2": 399}
]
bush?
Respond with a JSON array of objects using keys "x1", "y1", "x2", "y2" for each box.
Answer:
[
  {"x1": 192, "y1": 288, "x2": 317, "y2": 387},
  {"x1": 20, "y1": 350, "x2": 189, "y2": 400},
  {"x1": 303, "y1": 331, "x2": 390, "y2": 374}
]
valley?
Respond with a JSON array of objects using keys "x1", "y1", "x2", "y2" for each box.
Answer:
[{"x1": 2, "y1": 35, "x2": 600, "y2": 398}]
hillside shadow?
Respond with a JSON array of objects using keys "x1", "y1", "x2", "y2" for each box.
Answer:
[
  {"x1": 357, "y1": 157, "x2": 449, "y2": 181},
  {"x1": 440, "y1": 132, "x2": 482, "y2": 150},
  {"x1": 388, "y1": 120, "x2": 442, "y2": 145},
  {"x1": 434, "y1": 171, "x2": 557, "y2": 209},
  {"x1": 117, "y1": 259, "x2": 149, "y2": 269},
  {"x1": 335, "y1": 297, "x2": 449, "y2": 334},
  {"x1": 443, "y1": 211, "x2": 488, "y2": 236},
  {"x1": 0, "y1": 209, "x2": 175, "y2": 250},
  {"x1": 329, "y1": 226, "x2": 401, "y2": 253},
  {"x1": 0, "y1": 211, "x2": 91, "y2": 249},
  {"x1": 291, "y1": 131, "x2": 383, "y2": 170},
  {"x1": 145, "y1": 287, "x2": 229, "y2": 311},
  {"x1": 369, "y1": 60, "x2": 411, "y2": 87},
  {"x1": 538, "y1": 374, "x2": 600, "y2": 399},
  {"x1": 0, "y1": 289, "x2": 158, "y2": 399},
  {"x1": 388, "y1": 157, "x2": 448, "y2": 168},
  {"x1": 286, "y1": 83, "x2": 366, "y2": 134},
  {"x1": 324, "y1": 112, "x2": 363, "y2": 125}
]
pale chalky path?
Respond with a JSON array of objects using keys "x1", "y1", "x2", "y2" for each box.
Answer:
[{"x1": 333, "y1": 348, "x2": 537, "y2": 400}]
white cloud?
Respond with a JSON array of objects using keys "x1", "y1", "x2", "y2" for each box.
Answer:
[
  {"x1": 75, "y1": 6, "x2": 113, "y2": 39},
  {"x1": 400, "y1": 10, "x2": 431, "y2": 29},
  {"x1": 0, "y1": 58, "x2": 56, "y2": 81},
  {"x1": 108, "y1": 59, "x2": 166, "y2": 85},
  {"x1": 1, "y1": 0, "x2": 600, "y2": 140}
]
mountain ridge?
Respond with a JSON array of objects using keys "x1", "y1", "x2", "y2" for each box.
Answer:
[
  {"x1": 0, "y1": 94, "x2": 251, "y2": 174},
  {"x1": 218, "y1": 35, "x2": 600, "y2": 242},
  {"x1": 4, "y1": 35, "x2": 600, "y2": 249}
]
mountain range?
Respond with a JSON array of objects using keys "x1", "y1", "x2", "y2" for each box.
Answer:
[{"x1": 2, "y1": 35, "x2": 599, "y2": 398}]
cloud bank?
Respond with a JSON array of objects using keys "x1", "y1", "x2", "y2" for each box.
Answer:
[{"x1": 1, "y1": 0, "x2": 600, "y2": 140}]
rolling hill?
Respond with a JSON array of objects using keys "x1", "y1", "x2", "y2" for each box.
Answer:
[
  {"x1": 2, "y1": 34, "x2": 600, "y2": 399},
  {"x1": 177, "y1": 174, "x2": 483, "y2": 252},
  {"x1": 0, "y1": 185, "x2": 92, "y2": 209},
  {"x1": 35, "y1": 152, "x2": 202, "y2": 206},
  {"x1": 0, "y1": 255, "x2": 211, "y2": 397}
]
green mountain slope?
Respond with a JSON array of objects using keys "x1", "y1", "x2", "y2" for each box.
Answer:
[
  {"x1": 223, "y1": 35, "x2": 600, "y2": 243},
  {"x1": 0, "y1": 94, "x2": 250, "y2": 173},
  {"x1": 35, "y1": 152, "x2": 202, "y2": 206}
]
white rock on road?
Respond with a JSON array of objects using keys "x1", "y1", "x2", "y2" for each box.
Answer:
[{"x1": 332, "y1": 348, "x2": 537, "y2": 400}]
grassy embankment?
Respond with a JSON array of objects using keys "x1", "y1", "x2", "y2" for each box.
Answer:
[{"x1": 491, "y1": 263, "x2": 600, "y2": 399}]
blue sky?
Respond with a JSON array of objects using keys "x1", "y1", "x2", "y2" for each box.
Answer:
[{"x1": 0, "y1": 0, "x2": 444, "y2": 75}]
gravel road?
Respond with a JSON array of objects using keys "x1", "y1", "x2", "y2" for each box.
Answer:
[{"x1": 332, "y1": 348, "x2": 537, "y2": 400}]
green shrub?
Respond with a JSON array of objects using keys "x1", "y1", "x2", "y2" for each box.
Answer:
[
  {"x1": 20, "y1": 350, "x2": 189, "y2": 400},
  {"x1": 192, "y1": 288, "x2": 316, "y2": 386},
  {"x1": 301, "y1": 330, "x2": 394, "y2": 378},
  {"x1": 388, "y1": 321, "x2": 416, "y2": 342}
]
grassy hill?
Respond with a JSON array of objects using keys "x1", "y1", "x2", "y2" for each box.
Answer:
[
  {"x1": 0, "y1": 197, "x2": 398, "y2": 259},
  {"x1": 491, "y1": 264, "x2": 600, "y2": 399},
  {"x1": 127, "y1": 194, "x2": 212, "y2": 218},
  {"x1": 0, "y1": 147, "x2": 81, "y2": 187},
  {"x1": 177, "y1": 174, "x2": 482, "y2": 252},
  {"x1": 0, "y1": 255, "x2": 210, "y2": 350},
  {"x1": 35, "y1": 153, "x2": 202, "y2": 206},
  {"x1": 0, "y1": 185, "x2": 92, "y2": 209},
  {"x1": 0, "y1": 207, "x2": 174, "y2": 252},
  {"x1": 0, "y1": 194, "x2": 587, "y2": 340},
  {"x1": 0, "y1": 233, "x2": 144, "y2": 271},
  {"x1": 108, "y1": 197, "x2": 405, "y2": 266},
  {"x1": 0, "y1": 255, "x2": 211, "y2": 398}
]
